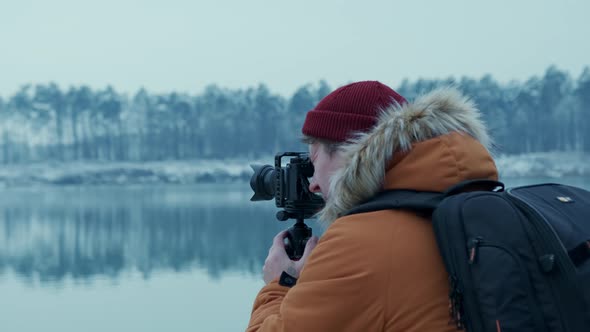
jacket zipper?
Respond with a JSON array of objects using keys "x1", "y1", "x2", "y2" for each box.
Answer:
[{"x1": 433, "y1": 206, "x2": 473, "y2": 330}]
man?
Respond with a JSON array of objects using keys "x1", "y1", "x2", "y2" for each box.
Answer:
[{"x1": 247, "y1": 81, "x2": 498, "y2": 331}]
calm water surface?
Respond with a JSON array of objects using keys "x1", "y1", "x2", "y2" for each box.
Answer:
[{"x1": 0, "y1": 177, "x2": 588, "y2": 331}]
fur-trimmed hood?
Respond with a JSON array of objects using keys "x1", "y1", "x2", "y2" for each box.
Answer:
[{"x1": 317, "y1": 87, "x2": 498, "y2": 226}]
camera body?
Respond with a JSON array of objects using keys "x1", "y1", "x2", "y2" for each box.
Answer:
[{"x1": 250, "y1": 152, "x2": 325, "y2": 259}]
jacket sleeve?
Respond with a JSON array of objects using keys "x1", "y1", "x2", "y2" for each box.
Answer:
[
  {"x1": 246, "y1": 281, "x2": 290, "y2": 331},
  {"x1": 245, "y1": 220, "x2": 382, "y2": 332}
]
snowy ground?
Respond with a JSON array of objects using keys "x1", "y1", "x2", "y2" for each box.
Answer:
[
  {"x1": 0, "y1": 159, "x2": 257, "y2": 187},
  {"x1": 0, "y1": 152, "x2": 587, "y2": 187},
  {"x1": 494, "y1": 152, "x2": 590, "y2": 178}
]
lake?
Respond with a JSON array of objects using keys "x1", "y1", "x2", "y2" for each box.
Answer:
[{"x1": 0, "y1": 177, "x2": 589, "y2": 331}]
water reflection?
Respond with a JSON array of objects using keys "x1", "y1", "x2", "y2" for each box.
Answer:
[
  {"x1": 0, "y1": 184, "x2": 311, "y2": 284},
  {"x1": 1, "y1": 177, "x2": 587, "y2": 285}
]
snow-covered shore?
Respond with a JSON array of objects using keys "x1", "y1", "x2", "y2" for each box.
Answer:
[
  {"x1": 494, "y1": 152, "x2": 589, "y2": 178},
  {"x1": 0, "y1": 152, "x2": 587, "y2": 187},
  {"x1": 0, "y1": 159, "x2": 255, "y2": 187}
]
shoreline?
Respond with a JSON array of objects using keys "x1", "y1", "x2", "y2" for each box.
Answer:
[{"x1": 0, "y1": 152, "x2": 587, "y2": 187}]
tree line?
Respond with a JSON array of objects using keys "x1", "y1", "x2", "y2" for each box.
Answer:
[{"x1": 0, "y1": 65, "x2": 588, "y2": 164}]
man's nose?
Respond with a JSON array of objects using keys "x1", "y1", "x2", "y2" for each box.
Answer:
[{"x1": 308, "y1": 179, "x2": 320, "y2": 193}]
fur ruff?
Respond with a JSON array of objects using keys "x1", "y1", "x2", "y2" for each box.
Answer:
[{"x1": 316, "y1": 87, "x2": 493, "y2": 226}]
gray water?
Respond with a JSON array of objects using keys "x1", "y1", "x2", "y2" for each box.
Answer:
[{"x1": 0, "y1": 177, "x2": 589, "y2": 331}]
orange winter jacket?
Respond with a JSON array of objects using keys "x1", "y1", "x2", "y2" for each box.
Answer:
[{"x1": 247, "y1": 88, "x2": 498, "y2": 332}]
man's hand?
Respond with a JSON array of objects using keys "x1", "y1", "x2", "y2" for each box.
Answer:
[{"x1": 263, "y1": 230, "x2": 319, "y2": 284}]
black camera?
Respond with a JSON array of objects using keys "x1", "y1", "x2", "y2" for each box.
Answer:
[{"x1": 250, "y1": 152, "x2": 325, "y2": 260}]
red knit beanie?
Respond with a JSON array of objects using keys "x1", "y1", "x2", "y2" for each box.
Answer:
[{"x1": 301, "y1": 81, "x2": 407, "y2": 142}]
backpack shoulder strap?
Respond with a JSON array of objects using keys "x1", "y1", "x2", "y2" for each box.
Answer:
[
  {"x1": 345, "y1": 190, "x2": 444, "y2": 216},
  {"x1": 344, "y1": 179, "x2": 505, "y2": 217}
]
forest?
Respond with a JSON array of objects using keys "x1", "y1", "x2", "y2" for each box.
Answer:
[{"x1": 0, "y1": 66, "x2": 588, "y2": 164}]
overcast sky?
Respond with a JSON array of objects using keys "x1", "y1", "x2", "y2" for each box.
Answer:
[{"x1": 0, "y1": 0, "x2": 588, "y2": 98}]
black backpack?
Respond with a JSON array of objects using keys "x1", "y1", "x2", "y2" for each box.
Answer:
[{"x1": 346, "y1": 179, "x2": 590, "y2": 332}]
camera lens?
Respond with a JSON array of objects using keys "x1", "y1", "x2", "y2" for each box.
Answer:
[{"x1": 249, "y1": 164, "x2": 276, "y2": 201}]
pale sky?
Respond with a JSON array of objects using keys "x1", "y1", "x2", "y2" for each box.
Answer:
[{"x1": 0, "y1": 0, "x2": 588, "y2": 98}]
